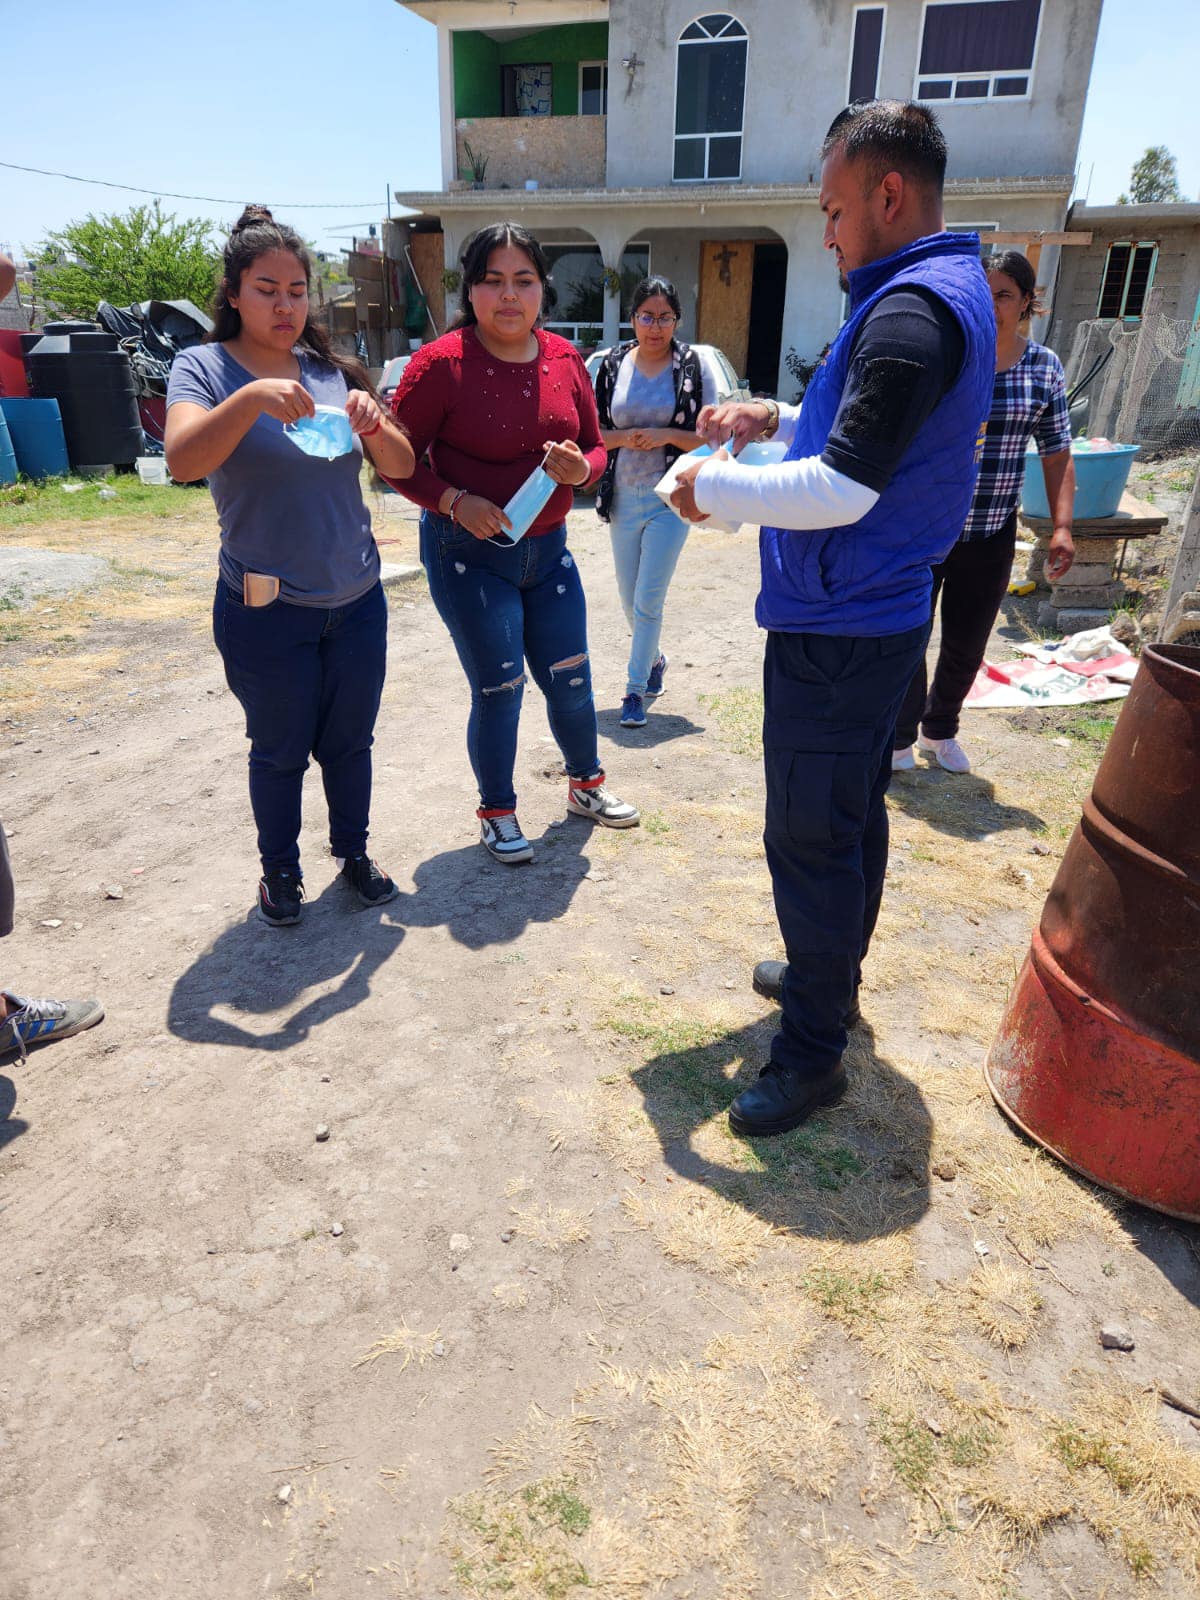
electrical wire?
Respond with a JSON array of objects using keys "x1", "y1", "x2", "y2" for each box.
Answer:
[{"x1": 0, "y1": 159, "x2": 381, "y2": 209}]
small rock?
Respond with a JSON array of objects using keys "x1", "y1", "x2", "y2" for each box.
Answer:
[
  {"x1": 500, "y1": 1228, "x2": 515, "y2": 1244},
  {"x1": 319, "y1": 1073, "x2": 331, "y2": 1084},
  {"x1": 277, "y1": 1484, "x2": 293, "y2": 1504},
  {"x1": 40, "y1": 918, "x2": 63, "y2": 929},
  {"x1": 924, "y1": 1416, "x2": 943, "y2": 1436},
  {"x1": 130, "y1": 1354, "x2": 148, "y2": 1370},
  {"x1": 103, "y1": 884, "x2": 124, "y2": 900},
  {"x1": 1099, "y1": 1323, "x2": 1135, "y2": 1351},
  {"x1": 243, "y1": 1398, "x2": 263, "y2": 1415},
  {"x1": 432, "y1": 1340, "x2": 447, "y2": 1358},
  {"x1": 932, "y1": 1159, "x2": 957, "y2": 1182},
  {"x1": 205, "y1": 1246, "x2": 217, "y2": 1255},
  {"x1": 660, "y1": 985, "x2": 675, "y2": 996},
  {"x1": 973, "y1": 1240, "x2": 990, "y2": 1257},
  {"x1": 1030, "y1": 842, "x2": 1052, "y2": 857},
  {"x1": 330, "y1": 1223, "x2": 344, "y2": 1238},
  {"x1": 723, "y1": 979, "x2": 736, "y2": 989},
  {"x1": 449, "y1": 1233, "x2": 471, "y2": 1255},
  {"x1": 315, "y1": 1124, "x2": 330, "y2": 1143}
]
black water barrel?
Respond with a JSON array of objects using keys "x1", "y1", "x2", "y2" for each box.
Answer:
[{"x1": 26, "y1": 328, "x2": 142, "y2": 470}]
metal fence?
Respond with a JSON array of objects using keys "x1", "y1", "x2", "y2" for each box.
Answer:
[{"x1": 1062, "y1": 312, "x2": 1200, "y2": 450}]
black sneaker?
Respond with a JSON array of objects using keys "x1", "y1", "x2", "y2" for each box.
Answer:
[
  {"x1": 646, "y1": 652, "x2": 668, "y2": 698},
  {"x1": 340, "y1": 853, "x2": 397, "y2": 906},
  {"x1": 258, "y1": 869, "x2": 304, "y2": 927}
]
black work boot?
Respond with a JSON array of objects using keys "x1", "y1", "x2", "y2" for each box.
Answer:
[
  {"x1": 751, "y1": 960, "x2": 862, "y2": 1028},
  {"x1": 728, "y1": 1061, "x2": 848, "y2": 1138}
]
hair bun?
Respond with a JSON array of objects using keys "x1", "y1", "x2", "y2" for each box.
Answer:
[{"x1": 232, "y1": 204, "x2": 275, "y2": 233}]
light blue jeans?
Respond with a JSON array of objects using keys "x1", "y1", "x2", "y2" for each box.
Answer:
[{"x1": 608, "y1": 480, "x2": 690, "y2": 698}]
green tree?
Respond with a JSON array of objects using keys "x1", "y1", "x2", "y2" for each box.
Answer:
[
  {"x1": 1117, "y1": 146, "x2": 1184, "y2": 205},
  {"x1": 33, "y1": 202, "x2": 221, "y2": 316}
]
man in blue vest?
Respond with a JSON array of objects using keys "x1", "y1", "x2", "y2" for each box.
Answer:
[{"x1": 671, "y1": 101, "x2": 993, "y2": 1137}]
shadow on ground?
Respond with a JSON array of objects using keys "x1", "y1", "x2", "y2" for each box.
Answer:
[
  {"x1": 629, "y1": 1014, "x2": 932, "y2": 1242},
  {"x1": 599, "y1": 707, "x2": 705, "y2": 749},
  {"x1": 168, "y1": 824, "x2": 594, "y2": 1048},
  {"x1": 888, "y1": 767, "x2": 1045, "y2": 840},
  {"x1": 0, "y1": 1071, "x2": 26, "y2": 1153}
]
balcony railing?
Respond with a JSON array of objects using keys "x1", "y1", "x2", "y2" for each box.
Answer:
[{"x1": 454, "y1": 115, "x2": 606, "y2": 191}]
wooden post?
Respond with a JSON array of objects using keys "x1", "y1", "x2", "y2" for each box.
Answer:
[{"x1": 1160, "y1": 467, "x2": 1200, "y2": 641}]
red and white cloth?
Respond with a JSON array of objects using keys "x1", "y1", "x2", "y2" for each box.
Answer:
[{"x1": 964, "y1": 627, "x2": 1136, "y2": 710}]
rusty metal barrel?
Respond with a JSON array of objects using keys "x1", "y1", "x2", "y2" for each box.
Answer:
[{"x1": 986, "y1": 641, "x2": 1200, "y2": 1221}]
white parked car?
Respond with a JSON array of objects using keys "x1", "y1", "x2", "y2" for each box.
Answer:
[
  {"x1": 584, "y1": 342, "x2": 751, "y2": 404},
  {"x1": 378, "y1": 354, "x2": 412, "y2": 404}
]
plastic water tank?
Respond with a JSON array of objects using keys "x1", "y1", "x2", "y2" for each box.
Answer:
[
  {"x1": 26, "y1": 326, "x2": 143, "y2": 471},
  {"x1": 0, "y1": 409, "x2": 17, "y2": 486},
  {"x1": 0, "y1": 398, "x2": 71, "y2": 478}
]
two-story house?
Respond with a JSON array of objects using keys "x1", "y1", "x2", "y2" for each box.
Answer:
[{"x1": 390, "y1": 0, "x2": 1104, "y2": 396}]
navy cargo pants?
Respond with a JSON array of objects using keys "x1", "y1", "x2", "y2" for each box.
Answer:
[{"x1": 762, "y1": 623, "x2": 929, "y2": 1079}]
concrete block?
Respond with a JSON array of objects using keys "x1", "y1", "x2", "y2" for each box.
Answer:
[
  {"x1": 1060, "y1": 563, "x2": 1121, "y2": 588},
  {"x1": 1073, "y1": 537, "x2": 1122, "y2": 566},
  {"x1": 379, "y1": 561, "x2": 423, "y2": 586},
  {"x1": 1055, "y1": 607, "x2": 1118, "y2": 632},
  {"x1": 1049, "y1": 582, "x2": 1124, "y2": 609}
]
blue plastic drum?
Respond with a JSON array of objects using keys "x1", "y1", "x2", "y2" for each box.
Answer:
[
  {"x1": 0, "y1": 410, "x2": 16, "y2": 486},
  {"x1": 0, "y1": 398, "x2": 71, "y2": 479}
]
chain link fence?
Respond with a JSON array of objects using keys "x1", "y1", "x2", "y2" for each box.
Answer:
[{"x1": 1062, "y1": 314, "x2": 1200, "y2": 451}]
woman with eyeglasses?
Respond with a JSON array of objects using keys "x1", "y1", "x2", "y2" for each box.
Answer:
[{"x1": 593, "y1": 276, "x2": 720, "y2": 727}]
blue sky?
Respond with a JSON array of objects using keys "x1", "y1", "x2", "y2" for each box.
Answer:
[{"x1": 1, "y1": 0, "x2": 1196, "y2": 263}]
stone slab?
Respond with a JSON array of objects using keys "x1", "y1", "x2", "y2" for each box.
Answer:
[
  {"x1": 379, "y1": 562, "x2": 423, "y2": 587},
  {"x1": 0, "y1": 546, "x2": 111, "y2": 607},
  {"x1": 1021, "y1": 490, "x2": 1168, "y2": 539}
]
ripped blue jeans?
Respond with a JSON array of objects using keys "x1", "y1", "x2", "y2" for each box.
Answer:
[{"x1": 420, "y1": 512, "x2": 601, "y2": 812}]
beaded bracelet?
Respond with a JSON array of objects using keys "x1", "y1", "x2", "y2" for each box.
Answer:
[{"x1": 448, "y1": 489, "x2": 468, "y2": 524}]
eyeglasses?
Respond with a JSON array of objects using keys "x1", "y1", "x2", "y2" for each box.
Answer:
[{"x1": 635, "y1": 312, "x2": 678, "y2": 328}]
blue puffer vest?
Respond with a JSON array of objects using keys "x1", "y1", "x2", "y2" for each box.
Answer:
[{"x1": 758, "y1": 232, "x2": 995, "y2": 637}]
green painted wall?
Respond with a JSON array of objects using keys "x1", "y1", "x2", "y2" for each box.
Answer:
[{"x1": 453, "y1": 23, "x2": 608, "y2": 119}]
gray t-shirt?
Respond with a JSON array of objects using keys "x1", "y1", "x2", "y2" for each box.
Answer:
[
  {"x1": 611, "y1": 357, "x2": 678, "y2": 490},
  {"x1": 167, "y1": 343, "x2": 379, "y2": 607}
]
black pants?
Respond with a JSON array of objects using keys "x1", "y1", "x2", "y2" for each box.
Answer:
[
  {"x1": 763, "y1": 624, "x2": 929, "y2": 1079},
  {"x1": 894, "y1": 514, "x2": 1017, "y2": 748}
]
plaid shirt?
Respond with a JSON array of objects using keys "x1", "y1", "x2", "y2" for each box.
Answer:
[{"x1": 962, "y1": 340, "x2": 1071, "y2": 540}]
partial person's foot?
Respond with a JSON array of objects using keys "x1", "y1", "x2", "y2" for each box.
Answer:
[
  {"x1": 566, "y1": 776, "x2": 640, "y2": 829},
  {"x1": 750, "y1": 960, "x2": 861, "y2": 1027},
  {"x1": 258, "y1": 869, "x2": 304, "y2": 927},
  {"x1": 339, "y1": 853, "x2": 398, "y2": 906},
  {"x1": 646, "y1": 653, "x2": 668, "y2": 699},
  {"x1": 479, "y1": 811, "x2": 534, "y2": 864},
  {"x1": 918, "y1": 733, "x2": 971, "y2": 774},
  {"x1": 619, "y1": 693, "x2": 647, "y2": 728},
  {"x1": 728, "y1": 1061, "x2": 848, "y2": 1137},
  {"x1": 892, "y1": 745, "x2": 916, "y2": 771},
  {"x1": 0, "y1": 991, "x2": 104, "y2": 1063}
]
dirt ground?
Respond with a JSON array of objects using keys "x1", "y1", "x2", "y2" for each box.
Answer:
[{"x1": 2, "y1": 463, "x2": 1199, "y2": 1600}]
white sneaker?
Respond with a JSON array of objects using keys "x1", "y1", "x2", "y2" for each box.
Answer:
[
  {"x1": 479, "y1": 811, "x2": 534, "y2": 864},
  {"x1": 566, "y1": 778, "x2": 640, "y2": 829},
  {"x1": 891, "y1": 745, "x2": 916, "y2": 771},
  {"x1": 918, "y1": 733, "x2": 971, "y2": 774}
]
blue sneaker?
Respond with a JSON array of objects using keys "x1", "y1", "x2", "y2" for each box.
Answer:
[
  {"x1": 1, "y1": 990, "x2": 104, "y2": 1063},
  {"x1": 620, "y1": 693, "x2": 647, "y2": 728},
  {"x1": 646, "y1": 653, "x2": 668, "y2": 699}
]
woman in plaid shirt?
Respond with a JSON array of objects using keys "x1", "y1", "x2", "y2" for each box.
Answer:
[{"x1": 894, "y1": 251, "x2": 1076, "y2": 773}]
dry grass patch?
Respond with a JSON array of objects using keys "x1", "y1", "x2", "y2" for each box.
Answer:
[
  {"x1": 487, "y1": 1404, "x2": 599, "y2": 1492},
  {"x1": 353, "y1": 1319, "x2": 441, "y2": 1372},
  {"x1": 622, "y1": 1185, "x2": 774, "y2": 1276},
  {"x1": 511, "y1": 1204, "x2": 591, "y2": 1252},
  {"x1": 959, "y1": 1260, "x2": 1043, "y2": 1349}
]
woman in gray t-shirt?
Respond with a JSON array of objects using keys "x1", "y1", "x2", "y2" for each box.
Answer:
[
  {"x1": 166, "y1": 206, "x2": 414, "y2": 927},
  {"x1": 593, "y1": 277, "x2": 717, "y2": 729}
]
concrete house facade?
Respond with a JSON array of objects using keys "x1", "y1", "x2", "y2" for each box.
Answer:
[{"x1": 390, "y1": 0, "x2": 1104, "y2": 397}]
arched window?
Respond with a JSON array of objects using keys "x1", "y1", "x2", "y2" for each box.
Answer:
[{"x1": 674, "y1": 14, "x2": 748, "y2": 182}]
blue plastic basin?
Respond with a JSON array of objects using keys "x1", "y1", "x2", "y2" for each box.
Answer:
[
  {"x1": 0, "y1": 411, "x2": 16, "y2": 486},
  {"x1": 1021, "y1": 442, "x2": 1139, "y2": 521}
]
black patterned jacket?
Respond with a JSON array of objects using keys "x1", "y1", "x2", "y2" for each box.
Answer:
[{"x1": 592, "y1": 339, "x2": 704, "y2": 522}]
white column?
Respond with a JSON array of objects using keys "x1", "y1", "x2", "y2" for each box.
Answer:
[
  {"x1": 438, "y1": 26, "x2": 456, "y2": 191},
  {"x1": 591, "y1": 221, "x2": 632, "y2": 349}
]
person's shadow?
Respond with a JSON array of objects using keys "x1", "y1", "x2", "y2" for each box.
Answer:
[
  {"x1": 888, "y1": 768, "x2": 1045, "y2": 841},
  {"x1": 630, "y1": 1013, "x2": 932, "y2": 1242},
  {"x1": 0, "y1": 1071, "x2": 28, "y2": 1153},
  {"x1": 167, "y1": 823, "x2": 595, "y2": 1048},
  {"x1": 599, "y1": 705, "x2": 706, "y2": 751}
]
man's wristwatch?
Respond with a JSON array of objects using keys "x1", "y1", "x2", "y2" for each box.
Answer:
[{"x1": 757, "y1": 398, "x2": 780, "y2": 439}]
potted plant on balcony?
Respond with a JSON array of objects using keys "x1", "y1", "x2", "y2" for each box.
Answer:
[{"x1": 462, "y1": 140, "x2": 489, "y2": 190}]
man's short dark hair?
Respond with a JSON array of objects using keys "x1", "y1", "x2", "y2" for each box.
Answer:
[{"x1": 822, "y1": 100, "x2": 947, "y2": 195}]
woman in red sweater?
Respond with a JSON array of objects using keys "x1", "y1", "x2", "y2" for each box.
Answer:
[{"x1": 389, "y1": 223, "x2": 638, "y2": 863}]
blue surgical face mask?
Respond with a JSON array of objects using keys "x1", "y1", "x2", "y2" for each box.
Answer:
[{"x1": 285, "y1": 403, "x2": 355, "y2": 460}]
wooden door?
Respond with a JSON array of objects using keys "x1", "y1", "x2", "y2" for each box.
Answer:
[{"x1": 696, "y1": 240, "x2": 755, "y2": 381}]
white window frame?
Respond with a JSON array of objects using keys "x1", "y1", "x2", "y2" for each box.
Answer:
[
  {"x1": 846, "y1": 4, "x2": 887, "y2": 103},
  {"x1": 672, "y1": 13, "x2": 748, "y2": 184},
  {"x1": 1096, "y1": 240, "x2": 1159, "y2": 322},
  {"x1": 578, "y1": 59, "x2": 608, "y2": 115},
  {"x1": 912, "y1": 0, "x2": 1043, "y2": 106}
]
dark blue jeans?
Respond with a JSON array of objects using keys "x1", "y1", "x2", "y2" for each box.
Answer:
[
  {"x1": 763, "y1": 624, "x2": 929, "y2": 1079},
  {"x1": 213, "y1": 579, "x2": 387, "y2": 876},
  {"x1": 420, "y1": 512, "x2": 601, "y2": 812}
]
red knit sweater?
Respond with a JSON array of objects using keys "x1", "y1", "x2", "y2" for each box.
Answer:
[{"x1": 387, "y1": 326, "x2": 607, "y2": 535}]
